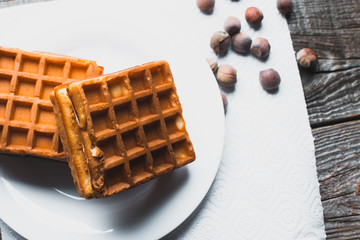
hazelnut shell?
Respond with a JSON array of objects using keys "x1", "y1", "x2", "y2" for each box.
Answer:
[
  {"x1": 197, "y1": 0, "x2": 215, "y2": 13},
  {"x1": 217, "y1": 65, "x2": 237, "y2": 87},
  {"x1": 251, "y1": 37, "x2": 270, "y2": 59},
  {"x1": 296, "y1": 48, "x2": 318, "y2": 68},
  {"x1": 277, "y1": 0, "x2": 292, "y2": 15},
  {"x1": 259, "y1": 68, "x2": 281, "y2": 90},
  {"x1": 232, "y1": 33, "x2": 252, "y2": 54},
  {"x1": 210, "y1": 31, "x2": 231, "y2": 55},
  {"x1": 207, "y1": 57, "x2": 218, "y2": 73},
  {"x1": 224, "y1": 16, "x2": 241, "y2": 36},
  {"x1": 245, "y1": 7, "x2": 263, "y2": 27}
]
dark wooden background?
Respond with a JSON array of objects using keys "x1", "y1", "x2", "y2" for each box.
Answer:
[
  {"x1": 0, "y1": 0, "x2": 359, "y2": 239},
  {"x1": 288, "y1": 0, "x2": 360, "y2": 238}
]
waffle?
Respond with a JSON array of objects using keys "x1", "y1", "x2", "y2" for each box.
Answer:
[
  {"x1": 51, "y1": 61, "x2": 196, "y2": 198},
  {"x1": 0, "y1": 46, "x2": 103, "y2": 160}
]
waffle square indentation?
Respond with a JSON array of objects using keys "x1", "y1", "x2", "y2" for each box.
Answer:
[
  {"x1": 165, "y1": 113, "x2": 186, "y2": 141},
  {"x1": 136, "y1": 95, "x2": 158, "y2": 120},
  {"x1": 0, "y1": 51, "x2": 16, "y2": 70},
  {"x1": 19, "y1": 56, "x2": 40, "y2": 74},
  {"x1": 33, "y1": 131, "x2": 54, "y2": 150},
  {"x1": 36, "y1": 105, "x2": 55, "y2": 126},
  {"x1": 157, "y1": 88, "x2": 178, "y2": 112},
  {"x1": 122, "y1": 128, "x2": 145, "y2": 157},
  {"x1": 114, "y1": 101, "x2": 136, "y2": 126},
  {"x1": 143, "y1": 121, "x2": 165, "y2": 148},
  {"x1": 40, "y1": 81, "x2": 61, "y2": 100},
  {"x1": 44, "y1": 61, "x2": 65, "y2": 77},
  {"x1": 151, "y1": 146, "x2": 174, "y2": 174},
  {"x1": 128, "y1": 70, "x2": 149, "y2": 92},
  {"x1": 150, "y1": 65, "x2": 170, "y2": 85},
  {"x1": 172, "y1": 139, "x2": 194, "y2": 166},
  {"x1": 108, "y1": 76, "x2": 130, "y2": 99},
  {"x1": 90, "y1": 108, "x2": 113, "y2": 134},
  {"x1": 15, "y1": 76, "x2": 36, "y2": 98},
  {"x1": 0, "y1": 74, "x2": 12, "y2": 94},
  {"x1": 69, "y1": 64, "x2": 88, "y2": 80},
  {"x1": 0, "y1": 99, "x2": 7, "y2": 120},
  {"x1": 83, "y1": 83, "x2": 107, "y2": 106},
  {"x1": 129, "y1": 154, "x2": 153, "y2": 184},
  {"x1": 105, "y1": 164, "x2": 130, "y2": 190},
  {"x1": 98, "y1": 135, "x2": 123, "y2": 160},
  {"x1": 10, "y1": 101, "x2": 32, "y2": 123},
  {"x1": 7, "y1": 127, "x2": 28, "y2": 147}
]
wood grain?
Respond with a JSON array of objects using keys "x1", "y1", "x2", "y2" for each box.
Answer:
[
  {"x1": 287, "y1": 0, "x2": 360, "y2": 238},
  {"x1": 313, "y1": 120, "x2": 360, "y2": 239},
  {"x1": 287, "y1": 0, "x2": 360, "y2": 127}
]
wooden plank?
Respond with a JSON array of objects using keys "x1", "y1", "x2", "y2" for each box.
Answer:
[
  {"x1": 287, "y1": 0, "x2": 360, "y2": 126},
  {"x1": 313, "y1": 120, "x2": 360, "y2": 239},
  {"x1": 288, "y1": 2, "x2": 360, "y2": 238},
  {"x1": 300, "y1": 66, "x2": 360, "y2": 128}
]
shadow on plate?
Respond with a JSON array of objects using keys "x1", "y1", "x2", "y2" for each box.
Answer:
[
  {"x1": 0, "y1": 154, "x2": 74, "y2": 191},
  {"x1": 111, "y1": 167, "x2": 189, "y2": 230},
  {"x1": 0, "y1": 153, "x2": 191, "y2": 229}
]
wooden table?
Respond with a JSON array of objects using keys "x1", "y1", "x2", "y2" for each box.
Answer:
[
  {"x1": 288, "y1": 0, "x2": 360, "y2": 238},
  {"x1": 0, "y1": 0, "x2": 359, "y2": 238}
]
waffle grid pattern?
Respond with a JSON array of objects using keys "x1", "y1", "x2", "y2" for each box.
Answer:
[
  {"x1": 69, "y1": 61, "x2": 195, "y2": 196},
  {"x1": 0, "y1": 46, "x2": 103, "y2": 159}
]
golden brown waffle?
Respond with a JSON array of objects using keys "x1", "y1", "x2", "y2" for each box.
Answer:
[
  {"x1": 0, "y1": 46, "x2": 103, "y2": 160},
  {"x1": 51, "y1": 61, "x2": 196, "y2": 198}
]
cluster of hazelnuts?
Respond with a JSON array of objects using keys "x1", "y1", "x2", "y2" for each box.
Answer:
[
  {"x1": 198, "y1": 0, "x2": 318, "y2": 110},
  {"x1": 208, "y1": 6, "x2": 280, "y2": 96}
]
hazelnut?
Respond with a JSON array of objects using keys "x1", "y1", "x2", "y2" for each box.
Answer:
[
  {"x1": 221, "y1": 93, "x2": 228, "y2": 111},
  {"x1": 277, "y1": 0, "x2": 292, "y2": 15},
  {"x1": 251, "y1": 37, "x2": 270, "y2": 59},
  {"x1": 224, "y1": 16, "x2": 241, "y2": 36},
  {"x1": 232, "y1": 33, "x2": 252, "y2": 54},
  {"x1": 197, "y1": 0, "x2": 215, "y2": 13},
  {"x1": 216, "y1": 65, "x2": 237, "y2": 87},
  {"x1": 245, "y1": 7, "x2": 263, "y2": 27},
  {"x1": 259, "y1": 68, "x2": 281, "y2": 90},
  {"x1": 296, "y1": 48, "x2": 318, "y2": 68},
  {"x1": 207, "y1": 57, "x2": 218, "y2": 73},
  {"x1": 210, "y1": 31, "x2": 231, "y2": 56}
]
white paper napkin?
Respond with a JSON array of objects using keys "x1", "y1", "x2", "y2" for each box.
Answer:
[{"x1": 162, "y1": 0, "x2": 326, "y2": 239}]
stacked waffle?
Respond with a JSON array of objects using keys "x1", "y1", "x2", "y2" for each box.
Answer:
[
  {"x1": 0, "y1": 46, "x2": 103, "y2": 160},
  {"x1": 1, "y1": 46, "x2": 196, "y2": 198}
]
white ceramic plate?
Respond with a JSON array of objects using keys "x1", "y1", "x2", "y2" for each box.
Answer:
[{"x1": 0, "y1": 0, "x2": 225, "y2": 239}]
